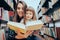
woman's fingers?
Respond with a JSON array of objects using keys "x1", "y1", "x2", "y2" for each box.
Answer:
[
  {"x1": 24, "y1": 30, "x2": 33, "y2": 38},
  {"x1": 15, "y1": 30, "x2": 33, "y2": 39},
  {"x1": 15, "y1": 32, "x2": 25, "y2": 39}
]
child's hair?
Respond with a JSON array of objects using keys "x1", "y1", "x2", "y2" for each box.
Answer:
[{"x1": 24, "y1": 6, "x2": 37, "y2": 24}]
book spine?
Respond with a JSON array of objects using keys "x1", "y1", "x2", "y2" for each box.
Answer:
[
  {"x1": 2, "y1": 9, "x2": 9, "y2": 21},
  {"x1": 0, "y1": 7, "x2": 2, "y2": 19}
]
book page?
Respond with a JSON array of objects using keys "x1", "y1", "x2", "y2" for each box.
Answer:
[
  {"x1": 7, "y1": 21, "x2": 26, "y2": 33},
  {"x1": 7, "y1": 21, "x2": 26, "y2": 29},
  {"x1": 26, "y1": 20, "x2": 43, "y2": 30}
]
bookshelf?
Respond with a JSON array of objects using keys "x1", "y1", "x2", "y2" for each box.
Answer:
[
  {"x1": 0, "y1": 0, "x2": 13, "y2": 11},
  {"x1": 0, "y1": 1, "x2": 16, "y2": 39},
  {"x1": 38, "y1": 28, "x2": 56, "y2": 40},
  {"x1": 0, "y1": 0, "x2": 16, "y2": 21},
  {"x1": 37, "y1": 0, "x2": 60, "y2": 40},
  {"x1": 43, "y1": 0, "x2": 60, "y2": 15},
  {"x1": 38, "y1": 0, "x2": 60, "y2": 27},
  {"x1": 37, "y1": 0, "x2": 46, "y2": 16},
  {"x1": 0, "y1": 0, "x2": 17, "y2": 11}
]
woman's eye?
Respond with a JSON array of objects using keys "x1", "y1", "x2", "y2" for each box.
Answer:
[{"x1": 17, "y1": 7, "x2": 20, "y2": 9}]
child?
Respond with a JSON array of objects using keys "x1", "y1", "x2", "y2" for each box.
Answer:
[
  {"x1": 23, "y1": 6, "x2": 37, "y2": 24},
  {"x1": 24, "y1": 7, "x2": 44, "y2": 40},
  {"x1": 23, "y1": 6, "x2": 37, "y2": 40}
]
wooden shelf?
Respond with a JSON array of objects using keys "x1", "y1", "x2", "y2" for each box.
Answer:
[
  {"x1": 0, "y1": 19, "x2": 8, "y2": 24},
  {"x1": 42, "y1": 0, "x2": 51, "y2": 8},
  {"x1": 38, "y1": 9, "x2": 41, "y2": 14},
  {"x1": 0, "y1": 0, "x2": 16, "y2": 11},
  {"x1": 43, "y1": 0, "x2": 60, "y2": 15},
  {"x1": 44, "y1": 33, "x2": 55, "y2": 39},
  {"x1": 38, "y1": 16, "x2": 42, "y2": 20},
  {"x1": 54, "y1": 19, "x2": 60, "y2": 22}
]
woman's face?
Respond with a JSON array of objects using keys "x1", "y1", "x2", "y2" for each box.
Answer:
[
  {"x1": 26, "y1": 11, "x2": 33, "y2": 20},
  {"x1": 17, "y1": 3, "x2": 24, "y2": 18}
]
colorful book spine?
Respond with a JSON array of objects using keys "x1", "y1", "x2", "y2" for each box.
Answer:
[
  {"x1": 8, "y1": 0, "x2": 14, "y2": 9},
  {"x1": 0, "y1": 7, "x2": 2, "y2": 19},
  {"x1": 2, "y1": 9, "x2": 9, "y2": 21},
  {"x1": 8, "y1": 11, "x2": 14, "y2": 21},
  {"x1": 0, "y1": 7, "x2": 3, "y2": 19}
]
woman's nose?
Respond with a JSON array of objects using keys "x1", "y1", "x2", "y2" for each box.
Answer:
[{"x1": 20, "y1": 9, "x2": 23, "y2": 11}]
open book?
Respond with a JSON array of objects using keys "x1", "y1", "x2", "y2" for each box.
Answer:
[{"x1": 7, "y1": 20, "x2": 43, "y2": 34}]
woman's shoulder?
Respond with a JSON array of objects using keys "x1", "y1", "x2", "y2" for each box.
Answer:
[{"x1": 20, "y1": 18, "x2": 24, "y2": 23}]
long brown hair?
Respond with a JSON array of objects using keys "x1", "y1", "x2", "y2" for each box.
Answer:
[
  {"x1": 13, "y1": 1, "x2": 27, "y2": 22},
  {"x1": 24, "y1": 7, "x2": 37, "y2": 24}
]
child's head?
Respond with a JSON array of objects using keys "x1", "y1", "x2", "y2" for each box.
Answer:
[{"x1": 25, "y1": 7, "x2": 36, "y2": 20}]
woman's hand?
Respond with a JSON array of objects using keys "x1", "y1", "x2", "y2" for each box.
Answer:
[
  {"x1": 15, "y1": 32, "x2": 25, "y2": 39},
  {"x1": 15, "y1": 30, "x2": 33, "y2": 39},
  {"x1": 15, "y1": 30, "x2": 25, "y2": 39},
  {"x1": 25, "y1": 30, "x2": 33, "y2": 38}
]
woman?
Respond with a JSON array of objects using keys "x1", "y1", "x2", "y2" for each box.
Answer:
[
  {"x1": 13, "y1": 0, "x2": 27, "y2": 22},
  {"x1": 8, "y1": 1, "x2": 28, "y2": 40}
]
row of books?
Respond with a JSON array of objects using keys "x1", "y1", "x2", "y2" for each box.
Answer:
[
  {"x1": 37, "y1": 0, "x2": 59, "y2": 40},
  {"x1": 53, "y1": 8, "x2": 60, "y2": 21},
  {"x1": 56, "y1": 27, "x2": 60, "y2": 40},
  {"x1": 44, "y1": 35, "x2": 55, "y2": 40},
  {"x1": 44, "y1": 28, "x2": 55, "y2": 37},
  {"x1": 0, "y1": 7, "x2": 2, "y2": 19},
  {"x1": 41, "y1": 7, "x2": 48, "y2": 14},
  {"x1": 0, "y1": 7, "x2": 14, "y2": 21},
  {"x1": 41, "y1": 15, "x2": 51, "y2": 23},
  {"x1": 38, "y1": 0, "x2": 58, "y2": 14},
  {"x1": 51, "y1": 0, "x2": 58, "y2": 5},
  {"x1": 38, "y1": 0, "x2": 59, "y2": 21},
  {"x1": 49, "y1": 0, "x2": 58, "y2": 8},
  {"x1": 0, "y1": 0, "x2": 15, "y2": 20},
  {"x1": 4, "y1": 0, "x2": 14, "y2": 10},
  {"x1": 40, "y1": 28, "x2": 56, "y2": 40}
]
